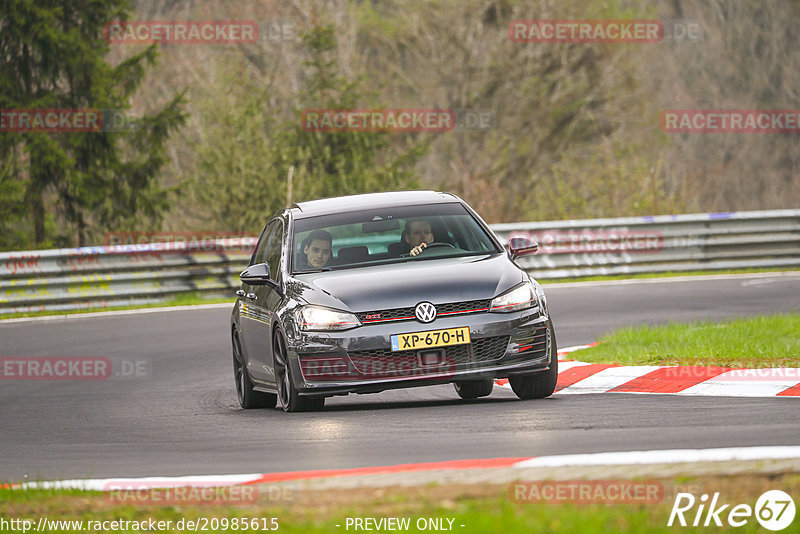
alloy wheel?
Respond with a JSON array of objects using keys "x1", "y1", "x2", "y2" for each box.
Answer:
[
  {"x1": 232, "y1": 334, "x2": 246, "y2": 406},
  {"x1": 273, "y1": 333, "x2": 291, "y2": 410}
]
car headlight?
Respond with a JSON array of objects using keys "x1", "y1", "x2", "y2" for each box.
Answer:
[
  {"x1": 295, "y1": 305, "x2": 361, "y2": 331},
  {"x1": 490, "y1": 282, "x2": 537, "y2": 313}
]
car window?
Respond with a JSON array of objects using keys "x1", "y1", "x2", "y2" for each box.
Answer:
[
  {"x1": 291, "y1": 203, "x2": 500, "y2": 273},
  {"x1": 250, "y1": 220, "x2": 276, "y2": 266},
  {"x1": 265, "y1": 219, "x2": 284, "y2": 279}
]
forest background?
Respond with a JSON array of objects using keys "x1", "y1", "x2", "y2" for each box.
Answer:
[{"x1": 1, "y1": 0, "x2": 798, "y2": 251}]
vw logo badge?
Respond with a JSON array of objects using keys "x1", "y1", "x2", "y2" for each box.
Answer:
[{"x1": 415, "y1": 302, "x2": 437, "y2": 323}]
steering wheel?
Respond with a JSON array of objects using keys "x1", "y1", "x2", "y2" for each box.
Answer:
[
  {"x1": 423, "y1": 242, "x2": 455, "y2": 250},
  {"x1": 400, "y1": 242, "x2": 456, "y2": 258},
  {"x1": 412, "y1": 242, "x2": 456, "y2": 257}
]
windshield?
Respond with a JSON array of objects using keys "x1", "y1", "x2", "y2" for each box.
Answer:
[{"x1": 291, "y1": 202, "x2": 501, "y2": 273}]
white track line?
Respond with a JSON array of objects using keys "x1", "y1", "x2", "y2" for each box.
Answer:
[
  {"x1": 0, "y1": 303, "x2": 233, "y2": 324},
  {"x1": 556, "y1": 360, "x2": 593, "y2": 371},
  {"x1": 14, "y1": 447, "x2": 800, "y2": 492},
  {"x1": 6, "y1": 271, "x2": 797, "y2": 324},
  {"x1": 557, "y1": 343, "x2": 597, "y2": 356},
  {"x1": 543, "y1": 271, "x2": 800, "y2": 289},
  {"x1": 19, "y1": 473, "x2": 264, "y2": 491},
  {"x1": 513, "y1": 446, "x2": 800, "y2": 468}
]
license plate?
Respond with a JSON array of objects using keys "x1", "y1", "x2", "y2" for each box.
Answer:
[{"x1": 390, "y1": 327, "x2": 471, "y2": 352}]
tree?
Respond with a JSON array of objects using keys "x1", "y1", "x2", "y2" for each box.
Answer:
[
  {"x1": 350, "y1": 0, "x2": 673, "y2": 222},
  {"x1": 186, "y1": 55, "x2": 286, "y2": 233},
  {"x1": 0, "y1": 0, "x2": 185, "y2": 249},
  {"x1": 277, "y1": 24, "x2": 424, "y2": 203},
  {"x1": 187, "y1": 23, "x2": 424, "y2": 231},
  {"x1": 644, "y1": 0, "x2": 800, "y2": 212}
]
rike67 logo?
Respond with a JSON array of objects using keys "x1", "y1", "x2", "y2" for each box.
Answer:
[{"x1": 668, "y1": 490, "x2": 795, "y2": 531}]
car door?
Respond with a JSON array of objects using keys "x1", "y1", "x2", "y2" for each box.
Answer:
[
  {"x1": 240, "y1": 220, "x2": 277, "y2": 382},
  {"x1": 259, "y1": 219, "x2": 286, "y2": 385}
]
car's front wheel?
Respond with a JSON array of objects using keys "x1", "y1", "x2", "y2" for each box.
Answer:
[
  {"x1": 233, "y1": 331, "x2": 277, "y2": 409},
  {"x1": 509, "y1": 322, "x2": 559, "y2": 400},
  {"x1": 454, "y1": 379, "x2": 494, "y2": 399},
  {"x1": 273, "y1": 331, "x2": 325, "y2": 413}
]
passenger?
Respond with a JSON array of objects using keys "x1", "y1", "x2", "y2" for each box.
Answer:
[{"x1": 299, "y1": 229, "x2": 332, "y2": 269}]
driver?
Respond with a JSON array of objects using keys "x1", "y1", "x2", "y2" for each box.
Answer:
[
  {"x1": 404, "y1": 220, "x2": 434, "y2": 257},
  {"x1": 299, "y1": 229, "x2": 332, "y2": 269}
]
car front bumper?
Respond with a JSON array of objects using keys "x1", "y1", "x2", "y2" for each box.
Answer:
[{"x1": 285, "y1": 307, "x2": 552, "y2": 397}]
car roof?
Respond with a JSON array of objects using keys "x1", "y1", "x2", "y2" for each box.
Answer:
[{"x1": 291, "y1": 191, "x2": 461, "y2": 219}]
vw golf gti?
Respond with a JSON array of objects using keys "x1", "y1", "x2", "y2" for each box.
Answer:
[{"x1": 231, "y1": 191, "x2": 557, "y2": 412}]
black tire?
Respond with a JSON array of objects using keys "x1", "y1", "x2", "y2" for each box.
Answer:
[
  {"x1": 509, "y1": 322, "x2": 559, "y2": 400},
  {"x1": 232, "y1": 331, "x2": 277, "y2": 409},
  {"x1": 454, "y1": 379, "x2": 494, "y2": 399},
  {"x1": 273, "y1": 331, "x2": 325, "y2": 413}
]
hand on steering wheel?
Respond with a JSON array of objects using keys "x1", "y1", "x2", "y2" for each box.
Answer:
[{"x1": 409, "y1": 242, "x2": 455, "y2": 257}]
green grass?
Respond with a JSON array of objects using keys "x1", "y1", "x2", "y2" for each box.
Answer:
[
  {"x1": 573, "y1": 313, "x2": 800, "y2": 367},
  {"x1": 540, "y1": 267, "x2": 798, "y2": 284},
  {"x1": 0, "y1": 293, "x2": 233, "y2": 321},
  {"x1": 1, "y1": 473, "x2": 797, "y2": 533}
]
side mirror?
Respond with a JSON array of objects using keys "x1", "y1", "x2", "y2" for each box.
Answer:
[
  {"x1": 240, "y1": 262, "x2": 272, "y2": 285},
  {"x1": 508, "y1": 236, "x2": 539, "y2": 259}
]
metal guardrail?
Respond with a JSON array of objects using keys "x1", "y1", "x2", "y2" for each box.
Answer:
[
  {"x1": 1, "y1": 210, "x2": 798, "y2": 314},
  {"x1": 0, "y1": 239, "x2": 256, "y2": 315},
  {"x1": 492, "y1": 209, "x2": 800, "y2": 279}
]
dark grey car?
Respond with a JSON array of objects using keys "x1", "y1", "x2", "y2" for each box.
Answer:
[{"x1": 230, "y1": 191, "x2": 557, "y2": 412}]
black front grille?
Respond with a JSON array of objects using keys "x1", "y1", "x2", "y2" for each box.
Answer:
[
  {"x1": 357, "y1": 299, "x2": 491, "y2": 324},
  {"x1": 347, "y1": 336, "x2": 510, "y2": 377},
  {"x1": 472, "y1": 336, "x2": 513, "y2": 361},
  {"x1": 437, "y1": 299, "x2": 492, "y2": 315},
  {"x1": 357, "y1": 307, "x2": 416, "y2": 322}
]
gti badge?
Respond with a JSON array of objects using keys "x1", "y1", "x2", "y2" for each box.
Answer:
[{"x1": 415, "y1": 302, "x2": 437, "y2": 323}]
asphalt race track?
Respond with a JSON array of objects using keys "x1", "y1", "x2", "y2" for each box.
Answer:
[{"x1": 1, "y1": 273, "x2": 799, "y2": 481}]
